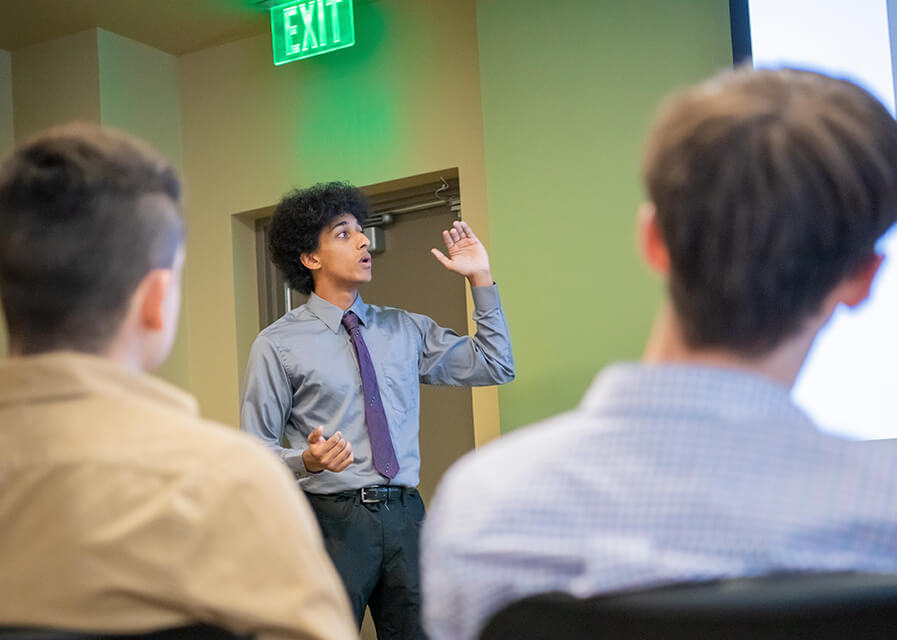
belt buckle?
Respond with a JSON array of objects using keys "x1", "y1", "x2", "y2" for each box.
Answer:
[{"x1": 361, "y1": 487, "x2": 380, "y2": 503}]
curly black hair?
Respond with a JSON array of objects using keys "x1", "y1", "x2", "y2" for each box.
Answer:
[{"x1": 268, "y1": 181, "x2": 370, "y2": 295}]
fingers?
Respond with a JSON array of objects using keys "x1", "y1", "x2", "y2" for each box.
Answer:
[
  {"x1": 305, "y1": 427, "x2": 355, "y2": 472},
  {"x1": 307, "y1": 425, "x2": 324, "y2": 445},
  {"x1": 430, "y1": 248, "x2": 453, "y2": 269},
  {"x1": 328, "y1": 441, "x2": 354, "y2": 472},
  {"x1": 317, "y1": 432, "x2": 349, "y2": 464},
  {"x1": 442, "y1": 221, "x2": 476, "y2": 247},
  {"x1": 458, "y1": 221, "x2": 478, "y2": 242},
  {"x1": 308, "y1": 428, "x2": 340, "y2": 455}
]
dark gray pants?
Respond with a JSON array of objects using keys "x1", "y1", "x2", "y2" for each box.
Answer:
[{"x1": 305, "y1": 488, "x2": 427, "y2": 640}]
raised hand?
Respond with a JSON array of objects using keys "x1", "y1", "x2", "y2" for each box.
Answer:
[
  {"x1": 302, "y1": 426, "x2": 354, "y2": 473},
  {"x1": 430, "y1": 221, "x2": 493, "y2": 287}
]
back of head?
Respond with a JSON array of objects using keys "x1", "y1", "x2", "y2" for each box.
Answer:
[
  {"x1": 0, "y1": 123, "x2": 183, "y2": 355},
  {"x1": 643, "y1": 67, "x2": 897, "y2": 355}
]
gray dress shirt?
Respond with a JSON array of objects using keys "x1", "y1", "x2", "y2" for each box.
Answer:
[{"x1": 240, "y1": 284, "x2": 515, "y2": 492}]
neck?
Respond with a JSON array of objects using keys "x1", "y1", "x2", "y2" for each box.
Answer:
[
  {"x1": 101, "y1": 334, "x2": 149, "y2": 375},
  {"x1": 642, "y1": 303, "x2": 825, "y2": 389},
  {"x1": 99, "y1": 306, "x2": 154, "y2": 375},
  {"x1": 313, "y1": 281, "x2": 358, "y2": 311},
  {"x1": 8, "y1": 338, "x2": 144, "y2": 374}
]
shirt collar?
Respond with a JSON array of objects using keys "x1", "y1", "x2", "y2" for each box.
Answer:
[
  {"x1": 580, "y1": 362, "x2": 816, "y2": 432},
  {"x1": 306, "y1": 291, "x2": 369, "y2": 334},
  {"x1": 0, "y1": 351, "x2": 198, "y2": 415}
]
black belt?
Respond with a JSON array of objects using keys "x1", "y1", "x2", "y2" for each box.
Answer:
[{"x1": 338, "y1": 485, "x2": 407, "y2": 503}]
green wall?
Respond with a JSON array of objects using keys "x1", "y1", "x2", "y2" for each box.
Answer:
[
  {"x1": 97, "y1": 29, "x2": 191, "y2": 390},
  {"x1": 475, "y1": 0, "x2": 733, "y2": 431}
]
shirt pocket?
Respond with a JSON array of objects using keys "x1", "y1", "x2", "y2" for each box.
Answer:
[{"x1": 383, "y1": 363, "x2": 419, "y2": 418}]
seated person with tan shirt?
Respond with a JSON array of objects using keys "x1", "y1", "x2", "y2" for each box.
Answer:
[{"x1": 0, "y1": 124, "x2": 357, "y2": 639}]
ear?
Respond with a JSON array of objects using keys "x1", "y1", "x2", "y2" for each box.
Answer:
[
  {"x1": 637, "y1": 202, "x2": 671, "y2": 275},
  {"x1": 300, "y1": 251, "x2": 321, "y2": 271},
  {"x1": 836, "y1": 253, "x2": 884, "y2": 308},
  {"x1": 138, "y1": 269, "x2": 173, "y2": 331}
]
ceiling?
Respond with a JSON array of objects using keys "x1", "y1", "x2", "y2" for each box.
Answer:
[{"x1": 0, "y1": 0, "x2": 273, "y2": 56}]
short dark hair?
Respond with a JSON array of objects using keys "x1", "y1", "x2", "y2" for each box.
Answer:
[
  {"x1": 268, "y1": 181, "x2": 370, "y2": 295},
  {"x1": 642, "y1": 67, "x2": 897, "y2": 355},
  {"x1": 0, "y1": 123, "x2": 183, "y2": 354}
]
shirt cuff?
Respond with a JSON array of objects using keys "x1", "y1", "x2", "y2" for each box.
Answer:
[
  {"x1": 282, "y1": 448, "x2": 321, "y2": 477},
  {"x1": 470, "y1": 283, "x2": 500, "y2": 311}
]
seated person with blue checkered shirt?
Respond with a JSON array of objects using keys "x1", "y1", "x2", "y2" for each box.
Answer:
[{"x1": 421, "y1": 67, "x2": 897, "y2": 640}]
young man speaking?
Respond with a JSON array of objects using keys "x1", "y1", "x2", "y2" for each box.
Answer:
[{"x1": 240, "y1": 182, "x2": 514, "y2": 639}]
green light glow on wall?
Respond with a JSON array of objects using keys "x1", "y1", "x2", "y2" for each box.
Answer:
[{"x1": 270, "y1": 0, "x2": 355, "y2": 65}]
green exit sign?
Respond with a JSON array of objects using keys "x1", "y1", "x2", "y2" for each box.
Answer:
[{"x1": 270, "y1": 0, "x2": 355, "y2": 65}]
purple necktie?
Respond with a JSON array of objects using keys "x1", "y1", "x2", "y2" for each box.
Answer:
[{"x1": 342, "y1": 311, "x2": 400, "y2": 480}]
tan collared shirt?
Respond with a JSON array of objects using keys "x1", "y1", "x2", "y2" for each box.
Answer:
[{"x1": 0, "y1": 352, "x2": 357, "y2": 639}]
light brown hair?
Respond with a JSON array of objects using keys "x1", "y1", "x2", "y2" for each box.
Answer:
[{"x1": 643, "y1": 67, "x2": 897, "y2": 354}]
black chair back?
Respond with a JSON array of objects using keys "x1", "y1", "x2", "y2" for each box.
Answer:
[
  {"x1": 480, "y1": 572, "x2": 897, "y2": 639},
  {"x1": 0, "y1": 625, "x2": 250, "y2": 640}
]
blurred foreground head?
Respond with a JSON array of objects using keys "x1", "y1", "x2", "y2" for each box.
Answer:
[
  {"x1": 0, "y1": 123, "x2": 184, "y2": 370},
  {"x1": 642, "y1": 67, "x2": 897, "y2": 356}
]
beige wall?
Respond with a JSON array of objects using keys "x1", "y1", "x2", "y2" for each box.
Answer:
[
  {"x1": 12, "y1": 30, "x2": 101, "y2": 140},
  {"x1": 3, "y1": 30, "x2": 100, "y2": 361},
  {"x1": 2, "y1": 30, "x2": 190, "y2": 387},
  {"x1": 0, "y1": 50, "x2": 11, "y2": 155},
  {"x1": 0, "y1": 48, "x2": 11, "y2": 358},
  {"x1": 178, "y1": 0, "x2": 497, "y2": 433},
  {"x1": 4, "y1": 32, "x2": 102, "y2": 360}
]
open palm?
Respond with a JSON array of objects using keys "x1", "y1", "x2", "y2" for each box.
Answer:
[{"x1": 431, "y1": 221, "x2": 491, "y2": 278}]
